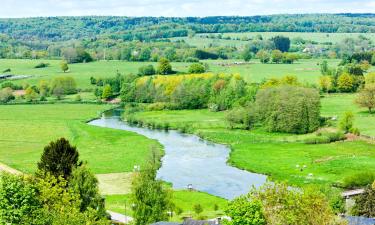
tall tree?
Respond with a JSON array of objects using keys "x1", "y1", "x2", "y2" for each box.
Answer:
[
  {"x1": 37, "y1": 138, "x2": 80, "y2": 179},
  {"x1": 131, "y1": 148, "x2": 172, "y2": 225},
  {"x1": 271, "y1": 36, "x2": 290, "y2": 52},
  {"x1": 157, "y1": 58, "x2": 173, "y2": 75},
  {"x1": 355, "y1": 84, "x2": 375, "y2": 113}
]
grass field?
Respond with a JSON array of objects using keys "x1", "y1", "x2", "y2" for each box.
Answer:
[
  {"x1": 1, "y1": 58, "x2": 340, "y2": 90},
  {"x1": 106, "y1": 191, "x2": 227, "y2": 221},
  {"x1": 0, "y1": 104, "x2": 161, "y2": 174},
  {"x1": 126, "y1": 108, "x2": 375, "y2": 187},
  {"x1": 321, "y1": 94, "x2": 375, "y2": 136},
  {"x1": 170, "y1": 32, "x2": 375, "y2": 49}
]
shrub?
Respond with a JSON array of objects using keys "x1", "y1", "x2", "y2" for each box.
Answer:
[
  {"x1": 188, "y1": 63, "x2": 205, "y2": 74},
  {"x1": 349, "y1": 127, "x2": 361, "y2": 135},
  {"x1": 146, "y1": 102, "x2": 169, "y2": 111},
  {"x1": 1, "y1": 82, "x2": 22, "y2": 90},
  {"x1": 51, "y1": 76, "x2": 77, "y2": 95},
  {"x1": 0, "y1": 87, "x2": 15, "y2": 103},
  {"x1": 34, "y1": 62, "x2": 49, "y2": 68},
  {"x1": 138, "y1": 65, "x2": 156, "y2": 76},
  {"x1": 342, "y1": 171, "x2": 375, "y2": 189},
  {"x1": 304, "y1": 136, "x2": 331, "y2": 144},
  {"x1": 2, "y1": 68, "x2": 11, "y2": 73}
]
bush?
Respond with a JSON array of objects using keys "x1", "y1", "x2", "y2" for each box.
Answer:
[
  {"x1": 34, "y1": 62, "x2": 49, "y2": 68},
  {"x1": 304, "y1": 136, "x2": 331, "y2": 144},
  {"x1": 1, "y1": 82, "x2": 22, "y2": 90},
  {"x1": 2, "y1": 68, "x2": 11, "y2": 73},
  {"x1": 342, "y1": 171, "x2": 375, "y2": 189},
  {"x1": 146, "y1": 102, "x2": 169, "y2": 111},
  {"x1": 349, "y1": 127, "x2": 360, "y2": 135},
  {"x1": 0, "y1": 87, "x2": 15, "y2": 103},
  {"x1": 138, "y1": 65, "x2": 156, "y2": 76},
  {"x1": 305, "y1": 130, "x2": 346, "y2": 144},
  {"x1": 188, "y1": 63, "x2": 205, "y2": 74}
]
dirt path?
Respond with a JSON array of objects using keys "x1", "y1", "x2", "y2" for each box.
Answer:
[{"x1": 0, "y1": 162, "x2": 22, "y2": 175}]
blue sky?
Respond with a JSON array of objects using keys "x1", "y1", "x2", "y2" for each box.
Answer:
[{"x1": 1, "y1": 0, "x2": 374, "y2": 18}]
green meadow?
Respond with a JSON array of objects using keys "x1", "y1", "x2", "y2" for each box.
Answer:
[
  {"x1": 0, "y1": 104, "x2": 160, "y2": 174},
  {"x1": 1, "y1": 58, "x2": 340, "y2": 90}
]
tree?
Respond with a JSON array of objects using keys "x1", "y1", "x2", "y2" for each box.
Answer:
[
  {"x1": 256, "y1": 50, "x2": 270, "y2": 64},
  {"x1": 339, "y1": 111, "x2": 354, "y2": 133},
  {"x1": 255, "y1": 86, "x2": 321, "y2": 134},
  {"x1": 138, "y1": 65, "x2": 156, "y2": 76},
  {"x1": 271, "y1": 36, "x2": 290, "y2": 52},
  {"x1": 351, "y1": 185, "x2": 375, "y2": 218},
  {"x1": 25, "y1": 86, "x2": 38, "y2": 102},
  {"x1": 365, "y1": 72, "x2": 375, "y2": 86},
  {"x1": 271, "y1": 50, "x2": 283, "y2": 63},
  {"x1": 319, "y1": 76, "x2": 333, "y2": 93},
  {"x1": 225, "y1": 195, "x2": 266, "y2": 225},
  {"x1": 242, "y1": 48, "x2": 253, "y2": 62},
  {"x1": 188, "y1": 63, "x2": 205, "y2": 74},
  {"x1": 131, "y1": 148, "x2": 172, "y2": 225},
  {"x1": 102, "y1": 84, "x2": 113, "y2": 100},
  {"x1": 69, "y1": 164, "x2": 106, "y2": 218},
  {"x1": 157, "y1": 58, "x2": 173, "y2": 75},
  {"x1": 355, "y1": 84, "x2": 375, "y2": 113},
  {"x1": 337, "y1": 73, "x2": 355, "y2": 92},
  {"x1": 60, "y1": 61, "x2": 69, "y2": 73},
  {"x1": 51, "y1": 76, "x2": 77, "y2": 95},
  {"x1": 0, "y1": 87, "x2": 14, "y2": 103},
  {"x1": 0, "y1": 174, "x2": 41, "y2": 224},
  {"x1": 37, "y1": 138, "x2": 80, "y2": 179}
]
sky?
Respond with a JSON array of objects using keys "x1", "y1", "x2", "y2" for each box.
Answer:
[{"x1": 0, "y1": 0, "x2": 374, "y2": 18}]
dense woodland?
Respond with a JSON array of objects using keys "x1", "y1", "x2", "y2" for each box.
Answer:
[{"x1": 1, "y1": 14, "x2": 375, "y2": 61}]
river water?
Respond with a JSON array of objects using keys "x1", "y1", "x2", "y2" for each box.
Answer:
[{"x1": 88, "y1": 109, "x2": 267, "y2": 199}]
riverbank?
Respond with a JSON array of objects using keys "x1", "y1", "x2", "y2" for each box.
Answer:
[{"x1": 123, "y1": 109, "x2": 375, "y2": 188}]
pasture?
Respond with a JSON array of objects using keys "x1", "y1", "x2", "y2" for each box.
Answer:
[
  {"x1": 1, "y1": 58, "x2": 340, "y2": 90},
  {"x1": 0, "y1": 104, "x2": 160, "y2": 174}
]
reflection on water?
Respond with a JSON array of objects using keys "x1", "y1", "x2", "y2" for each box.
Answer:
[{"x1": 89, "y1": 109, "x2": 267, "y2": 199}]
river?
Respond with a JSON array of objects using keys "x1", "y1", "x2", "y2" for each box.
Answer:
[{"x1": 88, "y1": 109, "x2": 267, "y2": 199}]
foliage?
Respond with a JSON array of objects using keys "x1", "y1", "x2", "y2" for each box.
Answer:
[
  {"x1": 0, "y1": 87, "x2": 14, "y2": 103},
  {"x1": 351, "y1": 185, "x2": 375, "y2": 218},
  {"x1": 224, "y1": 195, "x2": 266, "y2": 225},
  {"x1": 138, "y1": 65, "x2": 156, "y2": 76},
  {"x1": 319, "y1": 76, "x2": 333, "y2": 93},
  {"x1": 188, "y1": 63, "x2": 206, "y2": 74},
  {"x1": 304, "y1": 130, "x2": 346, "y2": 144},
  {"x1": 101, "y1": 84, "x2": 113, "y2": 100},
  {"x1": 37, "y1": 138, "x2": 80, "y2": 180},
  {"x1": 339, "y1": 111, "x2": 354, "y2": 133},
  {"x1": 226, "y1": 183, "x2": 342, "y2": 225},
  {"x1": 122, "y1": 73, "x2": 250, "y2": 110},
  {"x1": 271, "y1": 36, "x2": 291, "y2": 52},
  {"x1": 60, "y1": 61, "x2": 69, "y2": 73},
  {"x1": 35, "y1": 62, "x2": 49, "y2": 68},
  {"x1": 69, "y1": 164, "x2": 106, "y2": 217},
  {"x1": 271, "y1": 50, "x2": 284, "y2": 63},
  {"x1": 0, "y1": 173, "x2": 41, "y2": 224},
  {"x1": 62, "y1": 47, "x2": 93, "y2": 64},
  {"x1": 157, "y1": 58, "x2": 173, "y2": 75},
  {"x1": 255, "y1": 85, "x2": 321, "y2": 134},
  {"x1": 355, "y1": 84, "x2": 375, "y2": 113},
  {"x1": 131, "y1": 149, "x2": 173, "y2": 225},
  {"x1": 256, "y1": 50, "x2": 270, "y2": 64},
  {"x1": 25, "y1": 86, "x2": 38, "y2": 102},
  {"x1": 51, "y1": 76, "x2": 77, "y2": 95},
  {"x1": 337, "y1": 73, "x2": 355, "y2": 92},
  {"x1": 193, "y1": 204, "x2": 203, "y2": 215},
  {"x1": 342, "y1": 171, "x2": 375, "y2": 189}
]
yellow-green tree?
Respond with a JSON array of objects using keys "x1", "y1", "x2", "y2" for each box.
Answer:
[
  {"x1": 355, "y1": 84, "x2": 375, "y2": 113},
  {"x1": 60, "y1": 61, "x2": 69, "y2": 73},
  {"x1": 319, "y1": 76, "x2": 333, "y2": 93},
  {"x1": 337, "y1": 73, "x2": 355, "y2": 92}
]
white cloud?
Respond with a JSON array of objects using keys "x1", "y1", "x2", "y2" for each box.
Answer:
[{"x1": 0, "y1": 0, "x2": 374, "y2": 18}]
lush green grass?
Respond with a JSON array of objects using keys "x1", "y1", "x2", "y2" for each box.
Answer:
[
  {"x1": 0, "y1": 59, "x2": 192, "y2": 89},
  {"x1": 105, "y1": 191, "x2": 227, "y2": 221},
  {"x1": 0, "y1": 104, "x2": 160, "y2": 174},
  {"x1": 321, "y1": 94, "x2": 375, "y2": 136},
  {"x1": 1, "y1": 58, "x2": 339, "y2": 91},
  {"x1": 127, "y1": 109, "x2": 375, "y2": 187}
]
